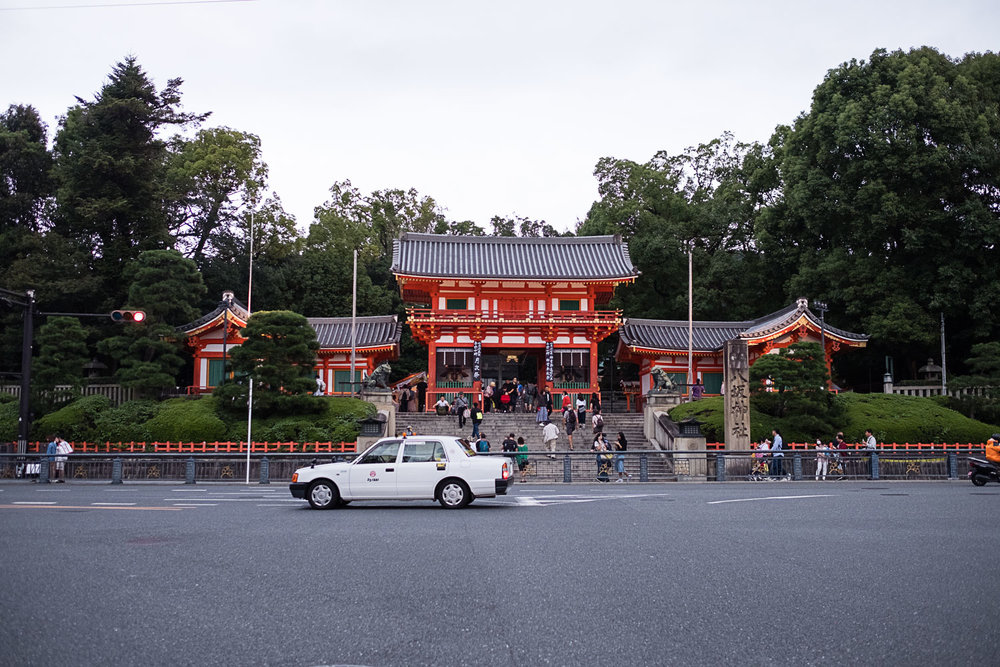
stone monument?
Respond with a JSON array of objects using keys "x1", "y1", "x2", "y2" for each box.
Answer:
[{"x1": 723, "y1": 339, "x2": 751, "y2": 451}]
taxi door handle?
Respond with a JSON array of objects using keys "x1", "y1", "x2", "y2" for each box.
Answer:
[{"x1": 385, "y1": 467, "x2": 395, "y2": 472}]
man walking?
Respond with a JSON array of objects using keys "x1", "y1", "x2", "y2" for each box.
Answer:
[
  {"x1": 471, "y1": 402, "x2": 485, "y2": 439},
  {"x1": 771, "y1": 428, "x2": 785, "y2": 479},
  {"x1": 542, "y1": 420, "x2": 559, "y2": 459}
]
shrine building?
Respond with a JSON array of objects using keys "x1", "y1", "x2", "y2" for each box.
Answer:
[
  {"x1": 617, "y1": 297, "x2": 868, "y2": 400},
  {"x1": 390, "y1": 233, "x2": 638, "y2": 408},
  {"x1": 177, "y1": 291, "x2": 401, "y2": 395}
]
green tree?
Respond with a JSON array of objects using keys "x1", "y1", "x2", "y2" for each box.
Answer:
[
  {"x1": 51, "y1": 56, "x2": 207, "y2": 304},
  {"x1": 97, "y1": 249, "x2": 207, "y2": 397},
  {"x1": 214, "y1": 310, "x2": 320, "y2": 416},
  {"x1": 749, "y1": 342, "x2": 838, "y2": 435},
  {"x1": 165, "y1": 126, "x2": 268, "y2": 266},
  {"x1": 0, "y1": 104, "x2": 53, "y2": 234},
  {"x1": 763, "y1": 47, "x2": 1000, "y2": 369},
  {"x1": 309, "y1": 180, "x2": 444, "y2": 262},
  {"x1": 32, "y1": 316, "x2": 89, "y2": 410}
]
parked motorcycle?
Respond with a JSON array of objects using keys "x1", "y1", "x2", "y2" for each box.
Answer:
[{"x1": 968, "y1": 457, "x2": 1000, "y2": 486}]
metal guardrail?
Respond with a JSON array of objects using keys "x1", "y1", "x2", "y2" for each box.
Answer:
[{"x1": 0, "y1": 449, "x2": 981, "y2": 485}]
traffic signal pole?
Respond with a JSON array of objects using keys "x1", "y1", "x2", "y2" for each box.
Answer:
[{"x1": 0, "y1": 289, "x2": 144, "y2": 470}]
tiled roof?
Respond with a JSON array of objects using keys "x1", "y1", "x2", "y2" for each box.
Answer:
[
  {"x1": 308, "y1": 315, "x2": 401, "y2": 349},
  {"x1": 391, "y1": 232, "x2": 638, "y2": 280},
  {"x1": 620, "y1": 300, "x2": 868, "y2": 352},
  {"x1": 620, "y1": 318, "x2": 752, "y2": 352},
  {"x1": 176, "y1": 297, "x2": 249, "y2": 334}
]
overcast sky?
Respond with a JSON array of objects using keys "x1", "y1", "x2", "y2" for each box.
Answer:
[{"x1": 2, "y1": 0, "x2": 997, "y2": 233}]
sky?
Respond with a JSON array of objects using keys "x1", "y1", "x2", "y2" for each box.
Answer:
[{"x1": 1, "y1": 0, "x2": 997, "y2": 233}]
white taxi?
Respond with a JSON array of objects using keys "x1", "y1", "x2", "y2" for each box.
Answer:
[{"x1": 289, "y1": 436, "x2": 511, "y2": 509}]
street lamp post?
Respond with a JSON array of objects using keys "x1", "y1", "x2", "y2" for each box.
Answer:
[{"x1": 814, "y1": 300, "x2": 829, "y2": 389}]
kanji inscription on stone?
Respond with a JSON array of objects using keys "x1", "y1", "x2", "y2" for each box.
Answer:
[{"x1": 723, "y1": 339, "x2": 751, "y2": 451}]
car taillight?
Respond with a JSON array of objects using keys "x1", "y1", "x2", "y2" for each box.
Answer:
[
  {"x1": 502, "y1": 462, "x2": 510, "y2": 480},
  {"x1": 291, "y1": 472, "x2": 298, "y2": 483}
]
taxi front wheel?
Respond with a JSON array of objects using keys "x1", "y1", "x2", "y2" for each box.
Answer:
[
  {"x1": 307, "y1": 480, "x2": 340, "y2": 509},
  {"x1": 438, "y1": 480, "x2": 471, "y2": 509}
]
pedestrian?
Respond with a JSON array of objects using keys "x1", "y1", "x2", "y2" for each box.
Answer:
[
  {"x1": 541, "y1": 388, "x2": 553, "y2": 414},
  {"x1": 835, "y1": 432, "x2": 849, "y2": 477},
  {"x1": 54, "y1": 436, "x2": 72, "y2": 483},
  {"x1": 542, "y1": 420, "x2": 559, "y2": 459},
  {"x1": 864, "y1": 428, "x2": 877, "y2": 476},
  {"x1": 590, "y1": 391, "x2": 601, "y2": 415},
  {"x1": 593, "y1": 432, "x2": 611, "y2": 482},
  {"x1": 591, "y1": 409, "x2": 604, "y2": 436},
  {"x1": 500, "y1": 380, "x2": 514, "y2": 412},
  {"x1": 815, "y1": 438, "x2": 829, "y2": 480},
  {"x1": 45, "y1": 435, "x2": 58, "y2": 482},
  {"x1": 691, "y1": 378, "x2": 704, "y2": 400},
  {"x1": 399, "y1": 385, "x2": 411, "y2": 412},
  {"x1": 454, "y1": 393, "x2": 468, "y2": 428},
  {"x1": 502, "y1": 432, "x2": 518, "y2": 464},
  {"x1": 864, "y1": 429, "x2": 877, "y2": 450},
  {"x1": 563, "y1": 406, "x2": 577, "y2": 450},
  {"x1": 614, "y1": 431, "x2": 629, "y2": 482},
  {"x1": 477, "y1": 433, "x2": 490, "y2": 453},
  {"x1": 576, "y1": 393, "x2": 587, "y2": 426},
  {"x1": 515, "y1": 378, "x2": 524, "y2": 413},
  {"x1": 483, "y1": 381, "x2": 494, "y2": 412},
  {"x1": 434, "y1": 396, "x2": 450, "y2": 416},
  {"x1": 524, "y1": 382, "x2": 537, "y2": 412},
  {"x1": 471, "y1": 402, "x2": 484, "y2": 438},
  {"x1": 536, "y1": 402, "x2": 548, "y2": 426},
  {"x1": 771, "y1": 428, "x2": 785, "y2": 478},
  {"x1": 415, "y1": 378, "x2": 427, "y2": 412},
  {"x1": 516, "y1": 436, "x2": 530, "y2": 481}
]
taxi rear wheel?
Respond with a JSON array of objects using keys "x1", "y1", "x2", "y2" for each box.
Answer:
[
  {"x1": 438, "y1": 480, "x2": 470, "y2": 509},
  {"x1": 307, "y1": 480, "x2": 340, "y2": 509}
]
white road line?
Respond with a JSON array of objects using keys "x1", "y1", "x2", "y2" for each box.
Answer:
[
  {"x1": 92, "y1": 502, "x2": 137, "y2": 506},
  {"x1": 516, "y1": 497, "x2": 542, "y2": 506},
  {"x1": 13, "y1": 501, "x2": 58, "y2": 505},
  {"x1": 173, "y1": 503, "x2": 217, "y2": 507},
  {"x1": 708, "y1": 494, "x2": 836, "y2": 505},
  {"x1": 167, "y1": 497, "x2": 298, "y2": 502},
  {"x1": 170, "y1": 489, "x2": 207, "y2": 492}
]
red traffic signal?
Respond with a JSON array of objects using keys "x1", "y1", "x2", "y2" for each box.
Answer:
[{"x1": 110, "y1": 310, "x2": 146, "y2": 323}]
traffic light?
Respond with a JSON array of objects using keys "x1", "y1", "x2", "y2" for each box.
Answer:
[{"x1": 110, "y1": 310, "x2": 146, "y2": 323}]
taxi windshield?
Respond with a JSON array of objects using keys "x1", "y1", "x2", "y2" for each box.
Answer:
[{"x1": 456, "y1": 439, "x2": 477, "y2": 457}]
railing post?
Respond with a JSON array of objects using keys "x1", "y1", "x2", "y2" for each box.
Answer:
[
  {"x1": 870, "y1": 452, "x2": 880, "y2": 480},
  {"x1": 111, "y1": 457, "x2": 122, "y2": 485},
  {"x1": 259, "y1": 456, "x2": 270, "y2": 485},
  {"x1": 793, "y1": 454, "x2": 802, "y2": 481},
  {"x1": 715, "y1": 454, "x2": 726, "y2": 481},
  {"x1": 39, "y1": 455, "x2": 50, "y2": 484},
  {"x1": 948, "y1": 452, "x2": 958, "y2": 480},
  {"x1": 562, "y1": 454, "x2": 572, "y2": 483},
  {"x1": 185, "y1": 456, "x2": 196, "y2": 484}
]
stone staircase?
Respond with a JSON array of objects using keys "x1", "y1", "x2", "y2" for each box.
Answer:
[{"x1": 393, "y1": 410, "x2": 673, "y2": 482}]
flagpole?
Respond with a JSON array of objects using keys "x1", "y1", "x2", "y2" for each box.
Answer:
[
  {"x1": 350, "y1": 249, "x2": 357, "y2": 396},
  {"x1": 687, "y1": 243, "x2": 693, "y2": 400},
  {"x1": 245, "y1": 203, "x2": 255, "y2": 484}
]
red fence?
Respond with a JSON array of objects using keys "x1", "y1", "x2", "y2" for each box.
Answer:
[
  {"x1": 22, "y1": 441, "x2": 356, "y2": 454},
  {"x1": 706, "y1": 442, "x2": 984, "y2": 451}
]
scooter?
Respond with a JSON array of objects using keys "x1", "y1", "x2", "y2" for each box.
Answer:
[{"x1": 968, "y1": 457, "x2": 1000, "y2": 486}]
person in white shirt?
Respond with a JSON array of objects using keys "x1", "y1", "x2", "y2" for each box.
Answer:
[
  {"x1": 541, "y1": 421, "x2": 560, "y2": 459},
  {"x1": 864, "y1": 429, "x2": 877, "y2": 449},
  {"x1": 815, "y1": 438, "x2": 830, "y2": 480}
]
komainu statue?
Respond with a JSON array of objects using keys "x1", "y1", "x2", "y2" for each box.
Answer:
[
  {"x1": 363, "y1": 363, "x2": 392, "y2": 390},
  {"x1": 650, "y1": 368, "x2": 678, "y2": 393}
]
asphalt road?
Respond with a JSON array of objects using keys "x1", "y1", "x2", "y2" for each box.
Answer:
[{"x1": 1, "y1": 480, "x2": 997, "y2": 666}]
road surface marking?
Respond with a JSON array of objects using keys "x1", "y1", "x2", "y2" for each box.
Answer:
[
  {"x1": 173, "y1": 503, "x2": 217, "y2": 507},
  {"x1": 513, "y1": 493, "x2": 672, "y2": 507},
  {"x1": 92, "y1": 502, "x2": 137, "y2": 506},
  {"x1": 707, "y1": 494, "x2": 836, "y2": 505},
  {"x1": 0, "y1": 504, "x2": 184, "y2": 511},
  {"x1": 166, "y1": 497, "x2": 298, "y2": 502},
  {"x1": 13, "y1": 501, "x2": 58, "y2": 505}
]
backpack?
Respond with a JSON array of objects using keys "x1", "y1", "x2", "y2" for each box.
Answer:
[
  {"x1": 473, "y1": 409, "x2": 483, "y2": 422},
  {"x1": 594, "y1": 414, "x2": 604, "y2": 428}
]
